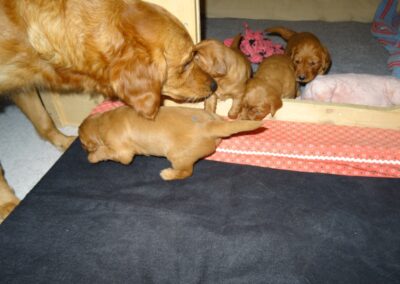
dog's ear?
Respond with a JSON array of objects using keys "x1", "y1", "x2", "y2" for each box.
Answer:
[
  {"x1": 268, "y1": 96, "x2": 283, "y2": 117},
  {"x1": 288, "y1": 46, "x2": 298, "y2": 62},
  {"x1": 109, "y1": 45, "x2": 166, "y2": 119},
  {"x1": 230, "y1": 33, "x2": 242, "y2": 51},
  {"x1": 318, "y1": 46, "x2": 331, "y2": 75},
  {"x1": 194, "y1": 41, "x2": 227, "y2": 77}
]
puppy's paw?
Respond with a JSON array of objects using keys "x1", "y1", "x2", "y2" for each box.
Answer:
[
  {"x1": 228, "y1": 110, "x2": 239, "y2": 119},
  {"x1": 160, "y1": 168, "x2": 177, "y2": 180},
  {"x1": 88, "y1": 152, "x2": 103, "y2": 163},
  {"x1": 160, "y1": 168, "x2": 192, "y2": 180}
]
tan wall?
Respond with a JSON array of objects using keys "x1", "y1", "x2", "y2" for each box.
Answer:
[{"x1": 203, "y1": 0, "x2": 390, "y2": 22}]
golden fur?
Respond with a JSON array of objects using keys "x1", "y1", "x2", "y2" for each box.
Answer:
[
  {"x1": 194, "y1": 35, "x2": 252, "y2": 119},
  {"x1": 266, "y1": 27, "x2": 331, "y2": 83},
  {"x1": 79, "y1": 106, "x2": 262, "y2": 180},
  {"x1": 0, "y1": 0, "x2": 215, "y2": 221},
  {"x1": 0, "y1": 0, "x2": 215, "y2": 119},
  {"x1": 239, "y1": 54, "x2": 297, "y2": 121},
  {"x1": 0, "y1": 166, "x2": 19, "y2": 224}
]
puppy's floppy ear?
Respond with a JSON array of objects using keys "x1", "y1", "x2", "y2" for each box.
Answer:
[
  {"x1": 268, "y1": 96, "x2": 283, "y2": 117},
  {"x1": 230, "y1": 33, "x2": 242, "y2": 51},
  {"x1": 194, "y1": 41, "x2": 227, "y2": 77},
  {"x1": 318, "y1": 46, "x2": 331, "y2": 75},
  {"x1": 109, "y1": 44, "x2": 166, "y2": 119},
  {"x1": 287, "y1": 46, "x2": 297, "y2": 62}
]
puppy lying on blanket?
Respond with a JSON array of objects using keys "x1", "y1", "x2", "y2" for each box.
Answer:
[
  {"x1": 79, "y1": 106, "x2": 262, "y2": 180},
  {"x1": 194, "y1": 34, "x2": 252, "y2": 119},
  {"x1": 301, "y1": 74, "x2": 400, "y2": 107},
  {"x1": 239, "y1": 54, "x2": 297, "y2": 120}
]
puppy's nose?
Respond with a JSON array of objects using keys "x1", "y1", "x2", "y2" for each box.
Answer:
[
  {"x1": 298, "y1": 75, "x2": 306, "y2": 82},
  {"x1": 210, "y1": 79, "x2": 218, "y2": 93}
]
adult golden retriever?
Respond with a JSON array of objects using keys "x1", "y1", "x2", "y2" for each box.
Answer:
[{"x1": 0, "y1": 0, "x2": 215, "y2": 221}]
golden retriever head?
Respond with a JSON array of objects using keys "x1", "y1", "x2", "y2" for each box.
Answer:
[
  {"x1": 108, "y1": 1, "x2": 216, "y2": 119},
  {"x1": 286, "y1": 32, "x2": 331, "y2": 83}
]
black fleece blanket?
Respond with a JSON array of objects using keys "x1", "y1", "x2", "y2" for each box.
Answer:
[{"x1": 1, "y1": 140, "x2": 400, "y2": 284}]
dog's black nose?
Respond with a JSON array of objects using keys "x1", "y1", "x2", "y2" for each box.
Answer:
[
  {"x1": 298, "y1": 75, "x2": 306, "y2": 81},
  {"x1": 210, "y1": 79, "x2": 218, "y2": 93}
]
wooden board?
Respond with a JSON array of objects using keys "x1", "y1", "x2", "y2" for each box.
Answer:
[{"x1": 164, "y1": 99, "x2": 400, "y2": 130}]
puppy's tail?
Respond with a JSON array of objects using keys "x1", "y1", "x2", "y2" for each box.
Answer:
[
  {"x1": 230, "y1": 33, "x2": 242, "y2": 51},
  {"x1": 265, "y1": 26, "x2": 297, "y2": 41},
  {"x1": 206, "y1": 120, "x2": 263, "y2": 138}
]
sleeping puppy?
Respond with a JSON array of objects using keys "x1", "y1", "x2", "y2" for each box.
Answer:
[
  {"x1": 239, "y1": 54, "x2": 297, "y2": 121},
  {"x1": 265, "y1": 27, "x2": 331, "y2": 83},
  {"x1": 194, "y1": 34, "x2": 252, "y2": 119},
  {"x1": 79, "y1": 106, "x2": 262, "y2": 180}
]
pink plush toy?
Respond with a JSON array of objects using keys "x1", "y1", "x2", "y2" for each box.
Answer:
[
  {"x1": 301, "y1": 73, "x2": 400, "y2": 107},
  {"x1": 224, "y1": 23, "x2": 284, "y2": 64}
]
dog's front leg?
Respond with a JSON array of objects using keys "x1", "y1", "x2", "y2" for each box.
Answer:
[
  {"x1": 0, "y1": 165, "x2": 20, "y2": 223},
  {"x1": 88, "y1": 146, "x2": 134, "y2": 165},
  {"x1": 228, "y1": 96, "x2": 243, "y2": 119},
  {"x1": 204, "y1": 94, "x2": 218, "y2": 113},
  {"x1": 12, "y1": 90, "x2": 75, "y2": 150}
]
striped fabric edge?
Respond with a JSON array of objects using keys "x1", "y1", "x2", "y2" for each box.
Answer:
[{"x1": 215, "y1": 148, "x2": 400, "y2": 166}]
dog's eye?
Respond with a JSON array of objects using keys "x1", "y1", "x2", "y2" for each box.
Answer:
[
  {"x1": 310, "y1": 61, "x2": 318, "y2": 66},
  {"x1": 294, "y1": 59, "x2": 300, "y2": 64}
]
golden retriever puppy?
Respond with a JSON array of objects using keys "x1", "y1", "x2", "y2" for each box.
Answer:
[
  {"x1": 79, "y1": 106, "x2": 262, "y2": 180},
  {"x1": 0, "y1": 165, "x2": 19, "y2": 224},
  {"x1": 265, "y1": 27, "x2": 331, "y2": 83},
  {"x1": 194, "y1": 34, "x2": 252, "y2": 119},
  {"x1": 0, "y1": 0, "x2": 216, "y2": 218},
  {"x1": 239, "y1": 54, "x2": 297, "y2": 121}
]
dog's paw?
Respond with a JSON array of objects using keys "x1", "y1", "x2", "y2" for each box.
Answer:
[
  {"x1": 228, "y1": 110, "x2": 239, "y2": 119},
  {"x1": 55, "y1": 135, "x2": 76, "y2": 151},
  {"x1": 160, "y1": 168, "x2": 177, "y2": 180},
  {"x1": 160, "y1": 168, "x2": 192, "y2": 180},
  {"x1": 88, "y1": 152, "x2": 103, "y2": 163},
  {"x1": 0, "y1": 202, "x2": 19, "y2": 224}
]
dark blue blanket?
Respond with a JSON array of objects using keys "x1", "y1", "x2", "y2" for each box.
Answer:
[{"x1": 1, "y1": 140, "x2": 400, "y2": 284}]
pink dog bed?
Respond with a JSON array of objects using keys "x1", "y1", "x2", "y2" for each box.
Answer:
[{"x1": 301, "y1": 73, "x2": 400, "y2": 107}]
